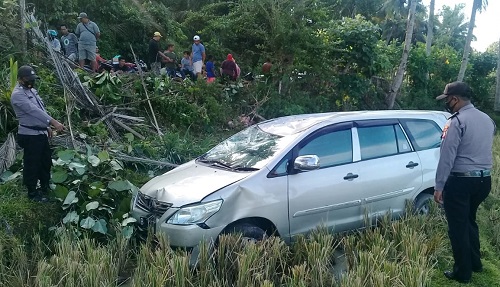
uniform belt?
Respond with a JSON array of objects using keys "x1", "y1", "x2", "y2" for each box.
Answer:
[
  {"x1": 20, "y1": 124, "x2": 48, "y2": 131},
  {"x1": 450, "y1": 170, "x2": 491, "y2": 177}
]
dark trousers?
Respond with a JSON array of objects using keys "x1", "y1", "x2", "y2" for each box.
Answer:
[
  {"x1": 443, "y1": 175, "x2": 491, "y2": 280},
  {"x1": 17, "y1": 134, "x2": 52, "y2": 196}
]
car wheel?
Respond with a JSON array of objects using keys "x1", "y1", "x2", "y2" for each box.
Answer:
[
  {"x1": 413, "y1": 193, "x2": 434, "y2": 215},
  {"x1": 224, "y1": 223, "x2": 266, "y2": 243}
]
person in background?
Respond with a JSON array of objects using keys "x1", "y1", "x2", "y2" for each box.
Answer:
[
  {"x1": 434, "y1": 81, "x2": 495, "y2": 284},
  {"x1": 47, "y1": 30, "x2": 61, "y2": 52},
  {"x1": 112, "y1": 57, "x2": 133, "y2": 74},
  {"x1": 163, "y1": 44, "x2": 183, "y2": 78},
  {"x1": 205, "y1": 55, "x2": 216, "y2": 83},
  {"x1": 148, "y1": 32, "x2": 170, "y2": 75},
  {"x1": 191, "y1": 35, "x2": 206, "y2": 79},
  {"x1": 233, "y1": 56, "x2": 241, "y2": 79},
  {"x1": 262, "y1": 58, "x2": 272, "y2": 75},
  {"x1": 10, "y1": 66, "x2": 65, "y2": 202},
  {"x1": 181, "y1": 50, "x2": 196, "y2": 81},
  {"x1": 221, "y1": 53, "x2": 237, "y2": 81},
  {"x1": 75, "y1": 12, "x2": 100, "y2": 72},
  {"x1": 95, "y1": 47, "x2": 106, "y2": 65},
  {"x1": 59, "y1": 24, "x2": 78, "y2": 61}
]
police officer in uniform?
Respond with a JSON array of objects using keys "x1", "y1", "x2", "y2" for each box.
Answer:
[
  {"x1": 434, "y1": 81, "x2": 495, "y2": 283},
  {"x1": 10, "y1": 66, "x2": 65, "y2": 202}
]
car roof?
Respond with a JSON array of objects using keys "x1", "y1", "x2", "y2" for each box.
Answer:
[{"x1": 258, "y1": 110, "x2": 449, "y2": 136}]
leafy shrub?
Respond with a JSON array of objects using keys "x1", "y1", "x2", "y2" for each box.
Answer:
[{"x1": 50, "y1": 147, "x2": 140, "y2": 239}]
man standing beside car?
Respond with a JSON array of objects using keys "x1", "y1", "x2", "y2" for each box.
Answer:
[
  {"x1": 11, "y1": 66, "x2": 65, "y2": 202},
  {"x1": 434, "y1": 81, "x2": 495, "y2": 284}
]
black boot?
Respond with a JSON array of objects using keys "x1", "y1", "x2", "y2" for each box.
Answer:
[
  {"x1": 36, "y1": 185, "x2": 49, "y2": 203},
  {"x1": 27, "y1": 186, "x2": 40, "y2": 201},
  {"x1": 27, "y1": 186, "x2": 48, "y2": 202}
]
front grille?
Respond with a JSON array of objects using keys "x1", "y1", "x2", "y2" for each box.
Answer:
[{"x1": 136, "y1": 192, "x2": 172, "y2": 216}]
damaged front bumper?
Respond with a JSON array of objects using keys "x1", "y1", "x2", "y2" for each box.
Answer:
[{"x1": 130, "y1": 193, "x2": 225, "y2": 248}]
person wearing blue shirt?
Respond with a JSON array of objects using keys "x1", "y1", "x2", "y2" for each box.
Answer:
[
  {"x1": 181, "y1": 51, "x2": 196, "y2": 81},
  {"x1": 205, "y1": 55, "x2": 216, "y2": 83},
  {"x1": 191, "y1": 35, "x2": 205, "y2": 79}
]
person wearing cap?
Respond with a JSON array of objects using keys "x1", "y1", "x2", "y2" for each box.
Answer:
[
  {"x1": 59, "y1": 24, "x2": 78, "y2": 61},
  {"x1": 434, "y1": 81, "x2": 495, "y2": 283},
  {"x1": 75, "y1": 12, "x2": 100, "y2": 72},
  {"x1": 191, "y1": 35, "x2": 206, "y2": 79},
  {"x1": 148, "y1": 32, "x2": 170, "y2": 75},
  {"x1": 220, "y1": 54, "x2": 237, "y2": 81},
  {"x1": 10, "y1": 66, "x2": 65, "y2": 202},
  {"x1": 47, "y1": 30, "x2": 61, "y2": 52}
]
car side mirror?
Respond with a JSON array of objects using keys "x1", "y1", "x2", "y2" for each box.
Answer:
[{"x1": 294, "y1": 155, "x2": 320, "y2": 171}]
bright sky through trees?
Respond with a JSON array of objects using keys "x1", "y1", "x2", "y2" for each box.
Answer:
[{"x1": 423, "y1": 0, "x2": 499, "y2": 51}]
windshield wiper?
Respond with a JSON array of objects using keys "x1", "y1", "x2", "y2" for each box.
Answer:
[
  {"x1": 231, "y1": 166, "x2": 259, "y2": 171},
  {"x1": 197, "y1": 158, "x2": 233, "y2": 170}
]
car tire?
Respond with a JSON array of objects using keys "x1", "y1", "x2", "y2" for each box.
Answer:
[
  {"x1": 413, "y1": 193, "x2": 434, "y2": 215},
  {"x1": 224, "y1": 223, "x2": 266, "y2": 243}
]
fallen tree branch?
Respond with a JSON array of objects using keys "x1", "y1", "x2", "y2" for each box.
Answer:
[
  {"x1": 130, "y1": 44, "x2": 163, "y2": 136},
  {"x1": 112, "y1": 119, "x2": 145, "y2": 140}
]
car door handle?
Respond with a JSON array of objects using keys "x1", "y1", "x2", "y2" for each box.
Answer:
[
  {"x1": 343, "y1": 173, "x2": 359, "y2": 180},
  {"x1": 406, "y1": 161, "x2": 419, "y2": 168}
]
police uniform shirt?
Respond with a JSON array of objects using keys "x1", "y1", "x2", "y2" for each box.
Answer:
[
  {"x1": 10, "y1": 84, "x2": 53, "y2": 136},
  {"x1": 435, "y1": 103, "x2": 495, "y2": 191}
]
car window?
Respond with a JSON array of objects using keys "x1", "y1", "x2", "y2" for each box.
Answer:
[
  {"x1": 401, "y1": 119, "x2": 442, "y2": 151},
  {"x1": 299, "y1": 129, "x2": 352, "y2": 167},
  {"x1": 358, "y1": 125, "x2": 399, "y2": 160},
  {"x1": 395, "y1": 124, "x2": 412, "y2": 153}
]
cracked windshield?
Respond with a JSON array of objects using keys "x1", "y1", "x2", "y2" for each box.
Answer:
[{"x1": 200, "y1": 125, "x2": 293, "y2": 169}]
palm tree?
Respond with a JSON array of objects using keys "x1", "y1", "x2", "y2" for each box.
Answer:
[
  {"x1": 457, "y1": 0, "x2": 488, "y2": 82},
  {"x1": 425, "y1": 0, "x2": 435, "y2": 56},
  {"x1": 386, "y1": 0, "x2": 418, "y2": 109},
  {"x1": 495, "y1": 39, "x2": 500, "y2": 112}
]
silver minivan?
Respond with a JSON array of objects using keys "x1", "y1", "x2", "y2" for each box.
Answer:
[{"x1": 130, "y1": 110, "x2": 448, "y2": 253}]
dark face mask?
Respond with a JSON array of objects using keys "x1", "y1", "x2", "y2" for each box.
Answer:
[
  {"x1": 21, "y1": 78, "x2": 36, "y2": 89},
  {"x1": 444, "y1": 97, "x2": 457, "y2": 113}
]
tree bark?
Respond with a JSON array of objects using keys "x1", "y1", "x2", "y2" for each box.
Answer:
[
  {"x1": 426, "y1": 0, "x2": 435, "y2": 56},
  {"x1": 457, "y1": 0, "x2": 481, "y2": 82},
  {"x1": 495, "y1": 39, "x2": 500, "y2": 112},
  {"x1": 386, "y1": 0, "x2": 418, "y2": 109},
  {"x1": 19, "y1": 0, "x2": 27, "y2": 56}
]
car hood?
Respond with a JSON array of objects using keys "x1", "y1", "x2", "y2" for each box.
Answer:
[{"x1": 139, "y1": 160, "x2": 251, "y2": 206}]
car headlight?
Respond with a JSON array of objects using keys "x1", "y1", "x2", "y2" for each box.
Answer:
[{"x1": 166, "y1": 200, "x2": 223, "y2": 225}]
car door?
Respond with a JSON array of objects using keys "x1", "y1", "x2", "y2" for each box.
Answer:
[
  {"x1": 353, "y1": 120, "x2": 423, "y2": 221},
  {"x1": 288, "y1": 122, "x2": 365, "y2": 236}
]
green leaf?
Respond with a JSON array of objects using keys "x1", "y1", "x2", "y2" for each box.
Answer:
[
  {"x1": 92, "y1": 219, "x2": 108, "y2": 234},
  {"x1": 87, "y1": 155, "x2": 101, "y2": 167},
  {"x1": 108, "y1": 180, "x2": 134, "y2": 191},
  {"x1": 62, "y1": 191, "x2": 79, "y2": 210},
  {"x1": 98, "y1": 150, "x2": 110, "y2": 161},
  {"x1": 86, "y1": 201, "x2": 99, "y2": 211},
  {"x1": 121, "y1": 217, "x2": 137, "y2": 226},
  {"x1": 52, "y1": 170, "x2": 68, "y2": 183},
  {"x1": 62, "y1": 211, "x2": 79, "y2": 224},
  {"x1": 68, "y1": 162, "x2": 87, "y2": 175},
  {"x1": 0, "y1": 171, "x2": 21, "y2": 182},
  {"x1": 122, "y1": 226, "x2": 134, "y2": 239},
  {"x1": 54, "y1": 185, "x2": 69, "y2": 200},
  {"x1": 124, "y1": 133, "x2": 134, "y2": 143},
  {"x1": 80, "y1": 217, "x2": 96, "y2": 229},
  {"x1": 57, "y1": 150, "x2": 75, "y2": 162},
  {"x1": 110, "y1": 160, "x2": 124, "y2": 171}
]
